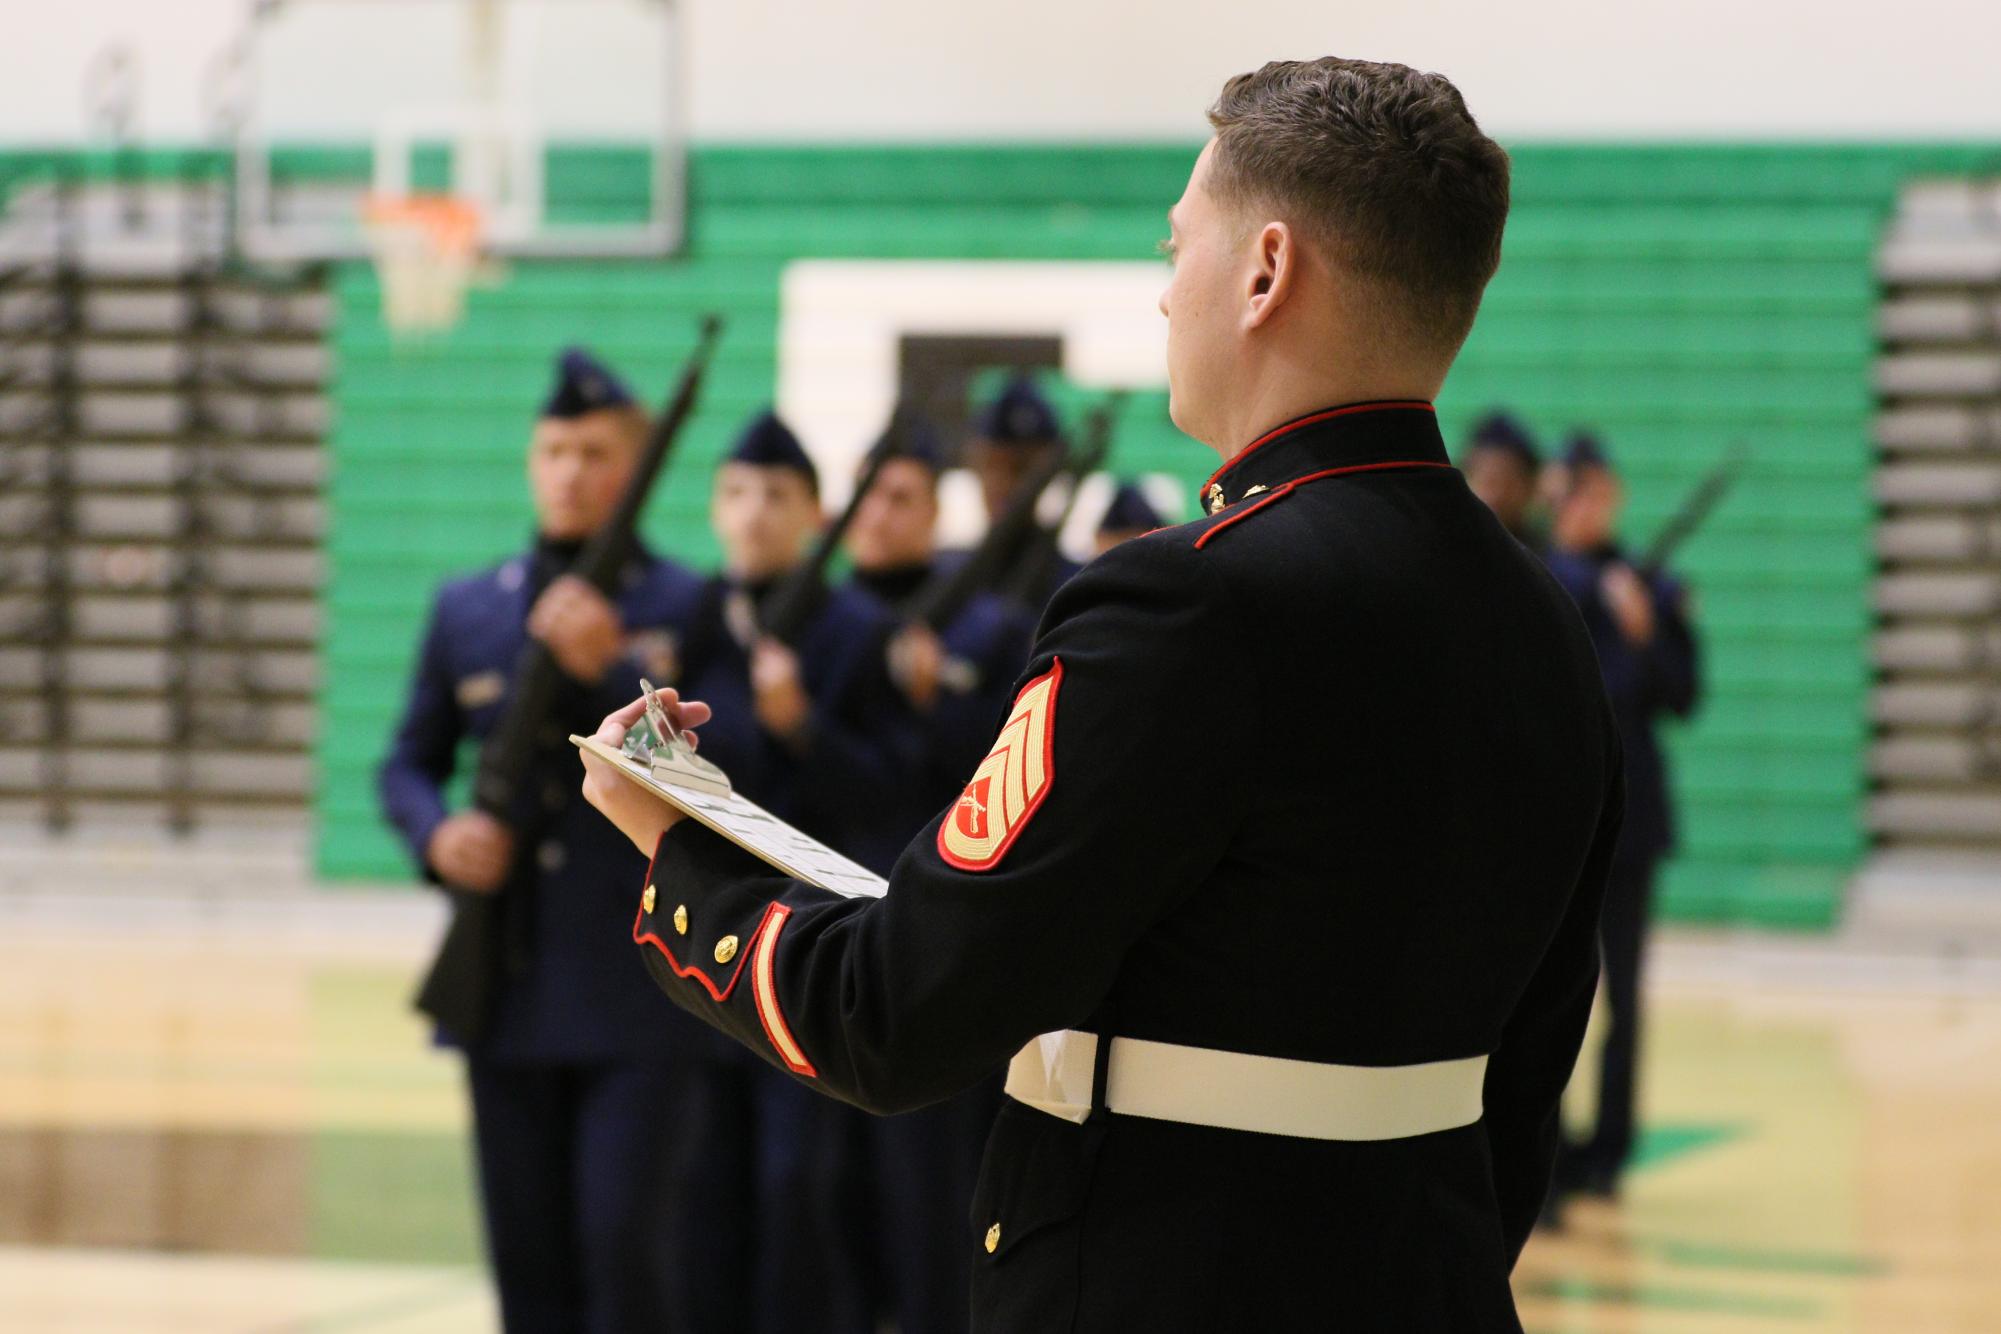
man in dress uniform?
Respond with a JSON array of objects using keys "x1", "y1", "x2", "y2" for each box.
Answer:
[
  {"x1": 583, "y1": 58, "x2": 1623, "y2": 1332},
  {"x1": 658, "y1": 409, "x2": 910, "y2": 1334},
  {"x1": 959, "y1": 375, "x2": 1082, "y2": 614},
  {"x1": 839, "y1": 413, "x2": 1036, "y2": 1333},
  {"x1": 1541, "y1": 432, "x2": 1702, "y2": 1216},
  {"x1": 1460, "y1": 410, "x2": 1546, "y2": 548},
  {"x1": 377, "y1": 347, "x2": 704, "y2": 1333},
  {"x1": 1092, "y1": 480, "x2": 1167, "y2": 554}
]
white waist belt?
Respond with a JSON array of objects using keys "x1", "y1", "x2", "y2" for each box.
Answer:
[{"x1": 1004, "y1": 1030, "x2": 1488, "y2": 1142}]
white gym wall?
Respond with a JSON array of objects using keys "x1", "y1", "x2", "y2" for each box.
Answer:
[{"x1": 5, "y1": 0, "x2": 1999, "y2": 143}]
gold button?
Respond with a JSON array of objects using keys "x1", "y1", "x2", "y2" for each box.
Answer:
[
  {"x1": 641, "y1": 885, "x2": 656, "y2": 914},
  {"x1": 713, "y1": 935, "x2": 739, "y2": 965},
  {"x1": 983, "y1": 1222, "x2": 1001, "y2": 1254},
  {"x1": 673, "y1": 904, "x2": 689, "y2": 936}
]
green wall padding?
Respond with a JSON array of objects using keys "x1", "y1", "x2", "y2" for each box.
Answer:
[
  {"x1": 15, "y1": 139, "x2": 1995, "y2": 926},
  {"x1": 319, "y1": 141, "x2": 2001, "y2": 925}
]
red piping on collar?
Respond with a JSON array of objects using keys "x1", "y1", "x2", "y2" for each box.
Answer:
[
  {"x1": 1193, "y1": 460, "x2": 1453, "y2": 550},
  {"x1": 1201, "y1": 401, "x2": 1437, "y2": 498}
]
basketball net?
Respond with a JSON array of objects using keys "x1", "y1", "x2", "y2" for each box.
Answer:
[{"x1": 361, "y1": 194, "x2": 484, "y2": 336}]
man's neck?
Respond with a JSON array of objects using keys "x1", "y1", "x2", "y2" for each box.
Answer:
[
  {"x1": 853, "y1": 553, "x2": 933, "y2": 577},
  {"x1": 1207, "y1": 337, "x2": 1441, "y2": 464},
  {"x1": 534, "y1": 529, "x2": 589, "y2": 560},
  {"x1": 1214, "y1": 387, "x2": 1436, "y2": 466},
  {"x1": 728, "y1": 561, "x2": 793, "y2": 590},
  {"x1": 851, "y1": 557, "x2": 933, "y2": 606}
]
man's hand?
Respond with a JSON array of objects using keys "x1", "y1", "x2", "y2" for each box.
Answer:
[
  {"x1": 751, "y1": 638, "x2": 811, "y2": 741},
  {"x1": 426, "y1": 810, "x2": 516, "y2": 893},
  {"x1": 528, "y1": 575, "x2": 625, "y2": 683},
  {"x1": 887, "y1": 624, "x2": 945, "y2": 711},
  {"x1": 1600, "y1": 564, "x2": 1656, "y2": 646},
  {"x1": 579, "y1": 690, "x2": 713, "y2": 856}
]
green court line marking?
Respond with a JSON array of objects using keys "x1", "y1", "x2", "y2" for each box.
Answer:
[
  {"x1": 1622, "y1": 1124, "x2": 1889, "y2": 1280},
  {"x1": 1628, "y1": 1121, "x2": 1745, "y2": 1172},
  {"x1": 311, "y1": 1129, "x2": 481, "y2": 1266},
  {"x1": 1521, "y1": 1277, "x2": 1822, "y2": 1319},
  {"x1": 1651, "y1": 1240, "x2": 1887, "y2": 1278}
]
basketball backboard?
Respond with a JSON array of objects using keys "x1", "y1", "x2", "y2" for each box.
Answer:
[{"x1": 231, "y1": 0, "x2": 684, "y2": 262}]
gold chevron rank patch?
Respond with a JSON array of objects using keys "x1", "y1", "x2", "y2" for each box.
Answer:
[{"x1": 938, "y1": 658, "x2": 1063, "y2": 871}]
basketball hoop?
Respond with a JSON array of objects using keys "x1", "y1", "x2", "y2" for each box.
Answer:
[{"x1": 361, "y1": 194, "x2": 484, "y2": 336}]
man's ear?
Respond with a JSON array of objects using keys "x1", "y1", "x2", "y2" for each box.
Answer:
[{"x1": 1243, "y1": 220, "x2": 1295, "y2": 331}]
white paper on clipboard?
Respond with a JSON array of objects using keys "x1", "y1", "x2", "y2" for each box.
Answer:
[{"x1": 572, "y1": 735, "x2": 888, "y2": 899}]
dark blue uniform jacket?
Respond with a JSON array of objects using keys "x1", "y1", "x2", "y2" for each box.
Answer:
[
  {"x1": 378, "y1": 539, "x2": 706, "y2": 1062},
  {"x1": 621, "y1": 403, "x2": 1626, "y2": 1334},
  {"x1": 849, "y1": 561, "x2": 1037, "y2": 827},
  {"x1": 667, "y1": 574, "x2": 912, "y2": 875},
  {"x1": 1543, "y1": 544, "x2": 1700, "y2": 869}
]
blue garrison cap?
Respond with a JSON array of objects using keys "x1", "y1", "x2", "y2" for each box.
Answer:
[
  {"x1": 541, "y1": 346, "x2": 637, "y2": 419},
  {"x1": 1560, "y1": 431, "x2": 1613, "y2": 473},
  {"x1": 726, "y1": 409, "x2": 819, "y2": 493},
  {"x1": 1464, "y1": 411, "x2": 1541, "y2": 469},
  {"x1": 1099, "y1": 481, "x2": 1165, "y2": 535},
  {"x1": 867, "y1": 406, "x2": 948, "y2": 475},
  {"x1": 972, "y1": 374, "x2": 1061, "y2": 446}
]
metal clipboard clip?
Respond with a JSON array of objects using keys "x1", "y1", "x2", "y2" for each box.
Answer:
[{"x1": 620, "y1": 678, "x2": 733, "y2": 797}]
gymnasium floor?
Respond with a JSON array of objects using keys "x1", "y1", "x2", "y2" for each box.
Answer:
[{"x1": 2, "y1": 883, "x2": 1997, "y2": 1332}]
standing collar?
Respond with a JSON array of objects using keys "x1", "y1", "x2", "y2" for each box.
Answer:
[
  {"x1": 532, "y1": 530, "x2": 587, "y2": 570},
  {"x1": 1201, "y1": 401, "x2": 1446, "y2": 514},
  {"x1": 851, "y1": 560, "x2": 933, "y2": 609}
]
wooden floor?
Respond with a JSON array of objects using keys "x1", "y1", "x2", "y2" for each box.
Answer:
[
  {"x1": 2, "y1": 909, "x2": 1998, "y2": 1332},
  {"x1": 1517, "y1": 984, "x2": 2001, "y2": 1332}
]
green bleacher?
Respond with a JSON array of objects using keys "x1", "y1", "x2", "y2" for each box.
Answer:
[{"x1": 9, "y1": 140, "x2": 1984, "y2": 924}]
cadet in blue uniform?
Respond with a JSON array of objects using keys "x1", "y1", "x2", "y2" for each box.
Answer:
[
  {"x1": 1541, "y1": 433, "x2": 1702, "y2": 1213},
  {"x1": 1091, "y1": 480, "x2": 1166, "y2": 554},
  {"x1": 377, "y1": 348, "x2": 705, "y2": 1333},
  {"x1": 585, "y1": 59, "x2": 1621, "y2": 1333},
  {"x1": 839, "y1": 414, "x2": 1036, "y2": 1334},
  {"x1": 958, "y1": 375, "x2": 1082, "y2": 615},
  {"x1": 657, "y1": 410, "x2": 908, "y2": 1334},
  {"x1": 1459, "y1": 411, "x2": 1545, "y2": 549}
]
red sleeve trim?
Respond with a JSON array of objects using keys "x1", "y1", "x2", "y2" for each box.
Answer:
[
  {"x1": 1193, "y1": 460, "x2": 1455, "y2": 550},
  {"x1": 633, "y1": 906, "x2": 767, "y2": 1003},
  {"x1": 1199, "y1": 400, "x2": 1436, "y2": 498},
  {"x1": 936, "y1": 657, "x2": 1063, "y2": 872},
  {"x1": 750, "y1": 904, "x2": 817, "y2": 1077},
  {"x1": 631, "y1": 834, "x2": 776, "y2": 1004}
]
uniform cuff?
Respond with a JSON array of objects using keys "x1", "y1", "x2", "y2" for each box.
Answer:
[
  {"x1": 630, "y1": 823, "x2": 818, "y2": 1076},
  {"x1": 406, "y1": 808, "x2": 450, "y2": 887}
]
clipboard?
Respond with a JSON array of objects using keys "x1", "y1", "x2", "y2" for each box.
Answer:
[{"x1": 570, "y1": 681, "x2": 887, "y2": 900}]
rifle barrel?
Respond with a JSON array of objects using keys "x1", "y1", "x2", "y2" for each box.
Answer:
[
  {"x1": 572, "y1": 314, "x2": 725, "y2": 594},
  {"x1": 470, "y1": 315, "x2": 726, "y2": 821},
  {"x1": 1637, "y1": 442, "x2": 1747, "y2": 574},
  {"x1": 418, "y1": 314, "x2": 725, "y2": 1039},
  {"x1": 760, "y1": 435, "x2": 896, "y2": 646},
  {"x1": 908, "y1": 390, "x2": 1124, "y2": 629}
]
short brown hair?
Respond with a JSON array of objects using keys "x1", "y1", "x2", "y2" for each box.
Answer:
[{"x1": 1206, "y1": 58, "x2": 1510, "y2": 357}]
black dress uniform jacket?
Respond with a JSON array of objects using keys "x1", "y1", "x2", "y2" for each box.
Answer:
[{"x1": 628, "y1": 402, "x2": 1623, "y2": 1333}]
